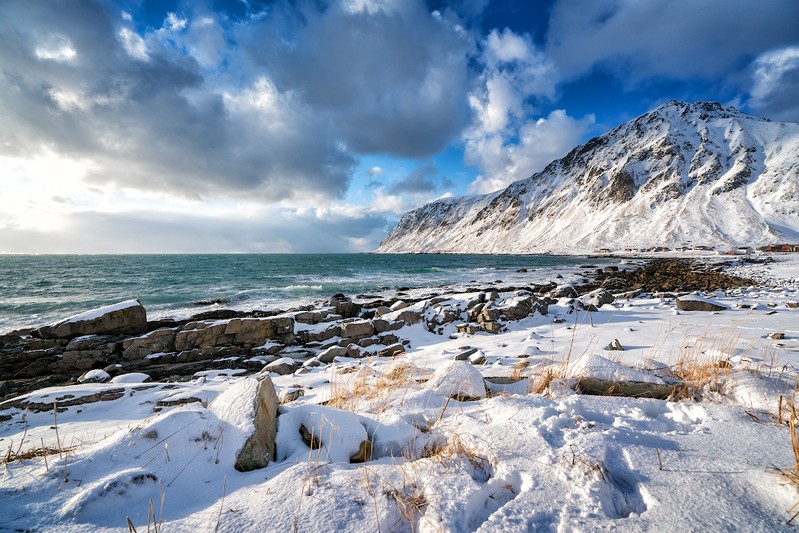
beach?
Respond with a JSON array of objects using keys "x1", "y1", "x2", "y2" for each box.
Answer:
[{"x1": 1, "y1": 253, "x2": 798, "y2": 531}]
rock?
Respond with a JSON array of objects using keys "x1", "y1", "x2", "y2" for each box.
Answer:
[
  {"x1": 395, "y1": 309, "x2": 422, "y2": 325},
  {"x1": 582, "y1": 289, "x2": 615, "y2": 308},
  {"x1": 468, "y1": 350, "x2": 487, "y2": 365},
  {"x1": 426, "y1": 360, "x2": 487, "y2": 401},
  {"x1": 2, "y1": 388, "x2": 126, "y2": 412},
  {"x1": 122, "y1": 328, "x2": 177, "y2": 360},
  {"x1": 373, "y1": 306, "x2": 393, "y2": 317},
  {"x1": 318, "y1": 346, "x2": 347, "y2": 363},
  {"x1": 604, "y1": 339, "x2": 624, "y2": 351},
  {"x1": 349, "y1": 440, "x2": 373, "y2": 463},
  {"x1": 454, "y1": 348, "x2": 478, "y2": 361},
  {"x1": 456, "y1": 323, "x2": 481, "y2": 335},
  {"x1": 215, "y1": 376, "x2": 278, "y2": 472},
  {"x1": 390, "y1": 300, "x2": 409, "y2": 311},
  {"x1": 768, "y1": 332, "x2": 786, "y2": 340},
  {"x1": 675, "y1": 296, "x2": 728, "y2": 312},
  {"x1": 176, "y1": 317, "x2": 294, "y2": 351},
  {"x1": 341, "y1": 320, "x2": 375, "y2": 340},
  {"x1": 262, "y1": 357, "x2": 299, "y2": 376},
  {"x1": 498, "y1": 296, "x2": 534, "y2": 320},
  {"x1": 373, "y1": 318, "x2": 404, "y2": 333},
  {"x1": 279, "y1": 387, "x2": 305, "y2": 404},
  {"x1": 482, "y1": 322, "x2": 503, "y2": 334},
  {"x1": 35, "y1": 300, "x2": 147, "y2": 339},
  {"x1": 335, "y1": 301, "x2": 362, "y2": 319},
  {"x1": 299, "y1": 324, "x2": 342, "y2": 343},
  {"x1": 345, "y1": 344, "x2": 365, "y2": 358},
  {"x1": 77, "y1": 369, "x2": 111, "y2": 383},
  {"x1": 378, "y1": 343, "x2": 405, "y2": 357},
  {"x1": 378, "y1": 333, "x2": 400, "y2": 345}
]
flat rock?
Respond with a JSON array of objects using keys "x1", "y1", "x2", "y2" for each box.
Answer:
[
  {"x1": 676, "y1": 296, "x2": 728, "y2": 312},
  {"x1": 35, "y1": 300, "x2": 147, "y2": 339}
]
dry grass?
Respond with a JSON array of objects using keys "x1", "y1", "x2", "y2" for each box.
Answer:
[
  {"x1": 774, "y1": 388, "x2": 799, "y2": 524},
  {"x1": 529, "y1": 358, "x2": 569, "y2": 395},
  {"x1": 669, "y1": 335, "x2": 735, "y2": 400},
  {"x1": 326, "y1": 361, "x2": 419, "y2": 413},
  {"x1": 2, "y1": 444, "x2": 75, "y2": 465}
]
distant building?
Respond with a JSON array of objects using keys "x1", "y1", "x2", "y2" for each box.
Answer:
[{"x1": 757, "y1": 244, "x2": 799, "y2": 253}]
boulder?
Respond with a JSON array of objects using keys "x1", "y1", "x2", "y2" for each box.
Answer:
[
  {"x1": 395, "y1": 309, "x2": 422, "y2": 326},
  {"x1": 122, "y1": 328, "x2": 177, "y2": 360},
  {"x1": 604, "y1": 339, "x2": 624, "y2": 351},
  {"x1": 218, "y1": 376, "x2": 279, "y2": 472},
  {"x1": 581, "y1": 289, "x2": 615, "y2": 308},
  {"x1": 378, "y1": 343, "x2": 405, "y2": 357},
  {"x1": 675, "y1": 296, "x2": 728, "y2": 312},
  {"x1": 373, "y1": 318, "x2": 404, "y2": 333},
  {"x1": 426, "y1": 360, "x2": 487, "y2": 401},
  {"x1": 298, "y1": 324, "x2": 342, "y2": 344},
  {"x1": 279, "y1": 387, "x2": 305, "y2": 404},
  {"x1": 318, "y1": 346, "x2": 347, "y2": 363},
  {"x1": 454, "y1": 348, "x2": 478, "y2": 361},
  {"x1": 262, "y1": 357, "x2": 299, "y2": 376},
  {"x1": 175, "y1": 317, "x2": 294, "y2": 351},
  {"x1": 35, "y1": 300, "x2": 147, "y2": 339},
  {"x1": 341, "y1": 320, "x2": 375, "y2": 340},
  {"x1": 77, "y1": 369, "x2": 111, "y2": 383}
]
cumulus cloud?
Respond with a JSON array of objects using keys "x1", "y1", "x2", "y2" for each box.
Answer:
[
  {"x1": 463, "y1": 27, "x2": 593, "y2": 195},
  {"x1": 0, "y1": 0, "x2": 355, "y2": 204},
  {"x1": 546, "y1": 0, "x2": 799, "y2": 82},
  {"x1": 749, "y1": 46, "x2": 799, "y2": 122},
  {"x1": 245, "y1": 0, "x2": 474, "y2": 158},
  {"x1": 466, "y1": 109, "x2": 594, "y2": 194},
  {"x1": 388, "y1": 164, "x2": 452, "y2": 194},
  {"x1": 0, "y1": 206, "x2": 390, "y2": 254}
]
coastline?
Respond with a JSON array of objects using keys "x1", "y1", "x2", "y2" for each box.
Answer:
[{"x1": 1, "y1": 253, "x2": 798, "y2": 531}]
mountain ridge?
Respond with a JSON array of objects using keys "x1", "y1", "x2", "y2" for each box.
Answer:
[{"x1": 376, "y1": 100, "x2": 799, "y2": 253}]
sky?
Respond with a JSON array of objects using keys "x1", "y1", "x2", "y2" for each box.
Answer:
[{"x1": 1, "y1": 0, "x2": 798, "y2": 254}]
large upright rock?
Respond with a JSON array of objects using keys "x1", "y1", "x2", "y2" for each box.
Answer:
[
  {"x1": 210, "y1": 376, "x2": 279, "y2": 472},
  {"x1": 426, "y1": 360, "x2": 487, "y2": 401},
  {"x1": 35, "y1": 300, "x2": 147, "y2": 339}
]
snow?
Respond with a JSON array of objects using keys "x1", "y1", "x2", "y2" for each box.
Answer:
[
  {"x1": 376, "y1": 101, "x2": 799, "y2": 254},
  {"x1": 62, "y1": 299, "x2": 141, "y2": 324},
  {"x1": 2, "y1": 256, "x2": 799, "y2": 531}
]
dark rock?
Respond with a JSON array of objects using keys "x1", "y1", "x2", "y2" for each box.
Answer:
[
  {"x1": 675, "y1": 298, "x2": 727, "y2": 312},
  {"x1": 34, "y1": 300, "x2": 147, "y2": 339}
]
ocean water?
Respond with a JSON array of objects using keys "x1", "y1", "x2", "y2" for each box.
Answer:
[{"x1": 0, "y1": 254, "x2": 606, "y2": 333}]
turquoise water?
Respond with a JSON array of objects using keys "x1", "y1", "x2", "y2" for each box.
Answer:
[{"x1": 0, "y1": 254, "x2": 603, "y2": 332}]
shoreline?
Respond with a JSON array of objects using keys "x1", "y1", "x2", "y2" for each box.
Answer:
[
  {"x1": 1, "y1": 254, "x2": 799, "y2": 530},
  {"x1": 1, "y1": 254, "x2": 794, "y2": 400}
]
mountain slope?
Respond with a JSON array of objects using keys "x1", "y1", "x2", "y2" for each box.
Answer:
[{"x1": 376, "y1": 101, "x2": 799, "y2": 253}]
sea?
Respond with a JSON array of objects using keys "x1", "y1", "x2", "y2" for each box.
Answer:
[{"x1": 0, "y1": 254, "x2": 609, "y2": 333}]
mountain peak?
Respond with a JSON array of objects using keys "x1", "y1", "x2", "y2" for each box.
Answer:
[
  {"x1": 377, "y1": 102, "x2": 799, "y2": 253},
  {"x1": 650, "y1": 100, "x2": 751, "y2": 123}
]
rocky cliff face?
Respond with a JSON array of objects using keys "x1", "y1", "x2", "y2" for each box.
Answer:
[{"x1": 376, "y1": 101, "x2": 799, "y2": 253}]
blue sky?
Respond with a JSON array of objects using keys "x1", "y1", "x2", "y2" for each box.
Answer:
[{"x1": 1, "y1": 0, "x2": 798, "y2": 253}]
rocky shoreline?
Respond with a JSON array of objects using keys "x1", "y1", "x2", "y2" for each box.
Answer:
[{"x1": 0, "y1": 258, "x2": 761, "y2": 401}]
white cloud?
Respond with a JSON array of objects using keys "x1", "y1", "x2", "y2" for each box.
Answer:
[
  {"x1": 165, "y1": 12, "x2": 188, "y2": 31},
  {"x1": 34, "y1": 36, "x2": 76, "y2": 62},
  {"x1": 546, "y1": 0, "x2": 799, "y2": 82},
  {"x1": 467, "y1": 109, "x2": 595, "y2": 195},
  {"x1": 464, "y1": 28, "x2": 585, "y2": 195},
  {"x1": 118, "y1": 27, "x2": 148, "y2": 60},
  {"x1": 749, "y1": 45, "x2": 799, "y2": 121}
]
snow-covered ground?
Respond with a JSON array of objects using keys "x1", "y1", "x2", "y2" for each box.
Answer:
[{"x1": 2, "y1": 255, "x2": 799, "y2": 532}]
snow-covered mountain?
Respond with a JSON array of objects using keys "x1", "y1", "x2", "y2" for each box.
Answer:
[{"x1": 376, "y1": 101, "x2": 799, "y2": 253}]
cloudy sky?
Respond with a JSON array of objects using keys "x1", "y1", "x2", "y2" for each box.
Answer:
[{"x1": 1, "y1": 0, "x2": 798, "y2": 253}]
